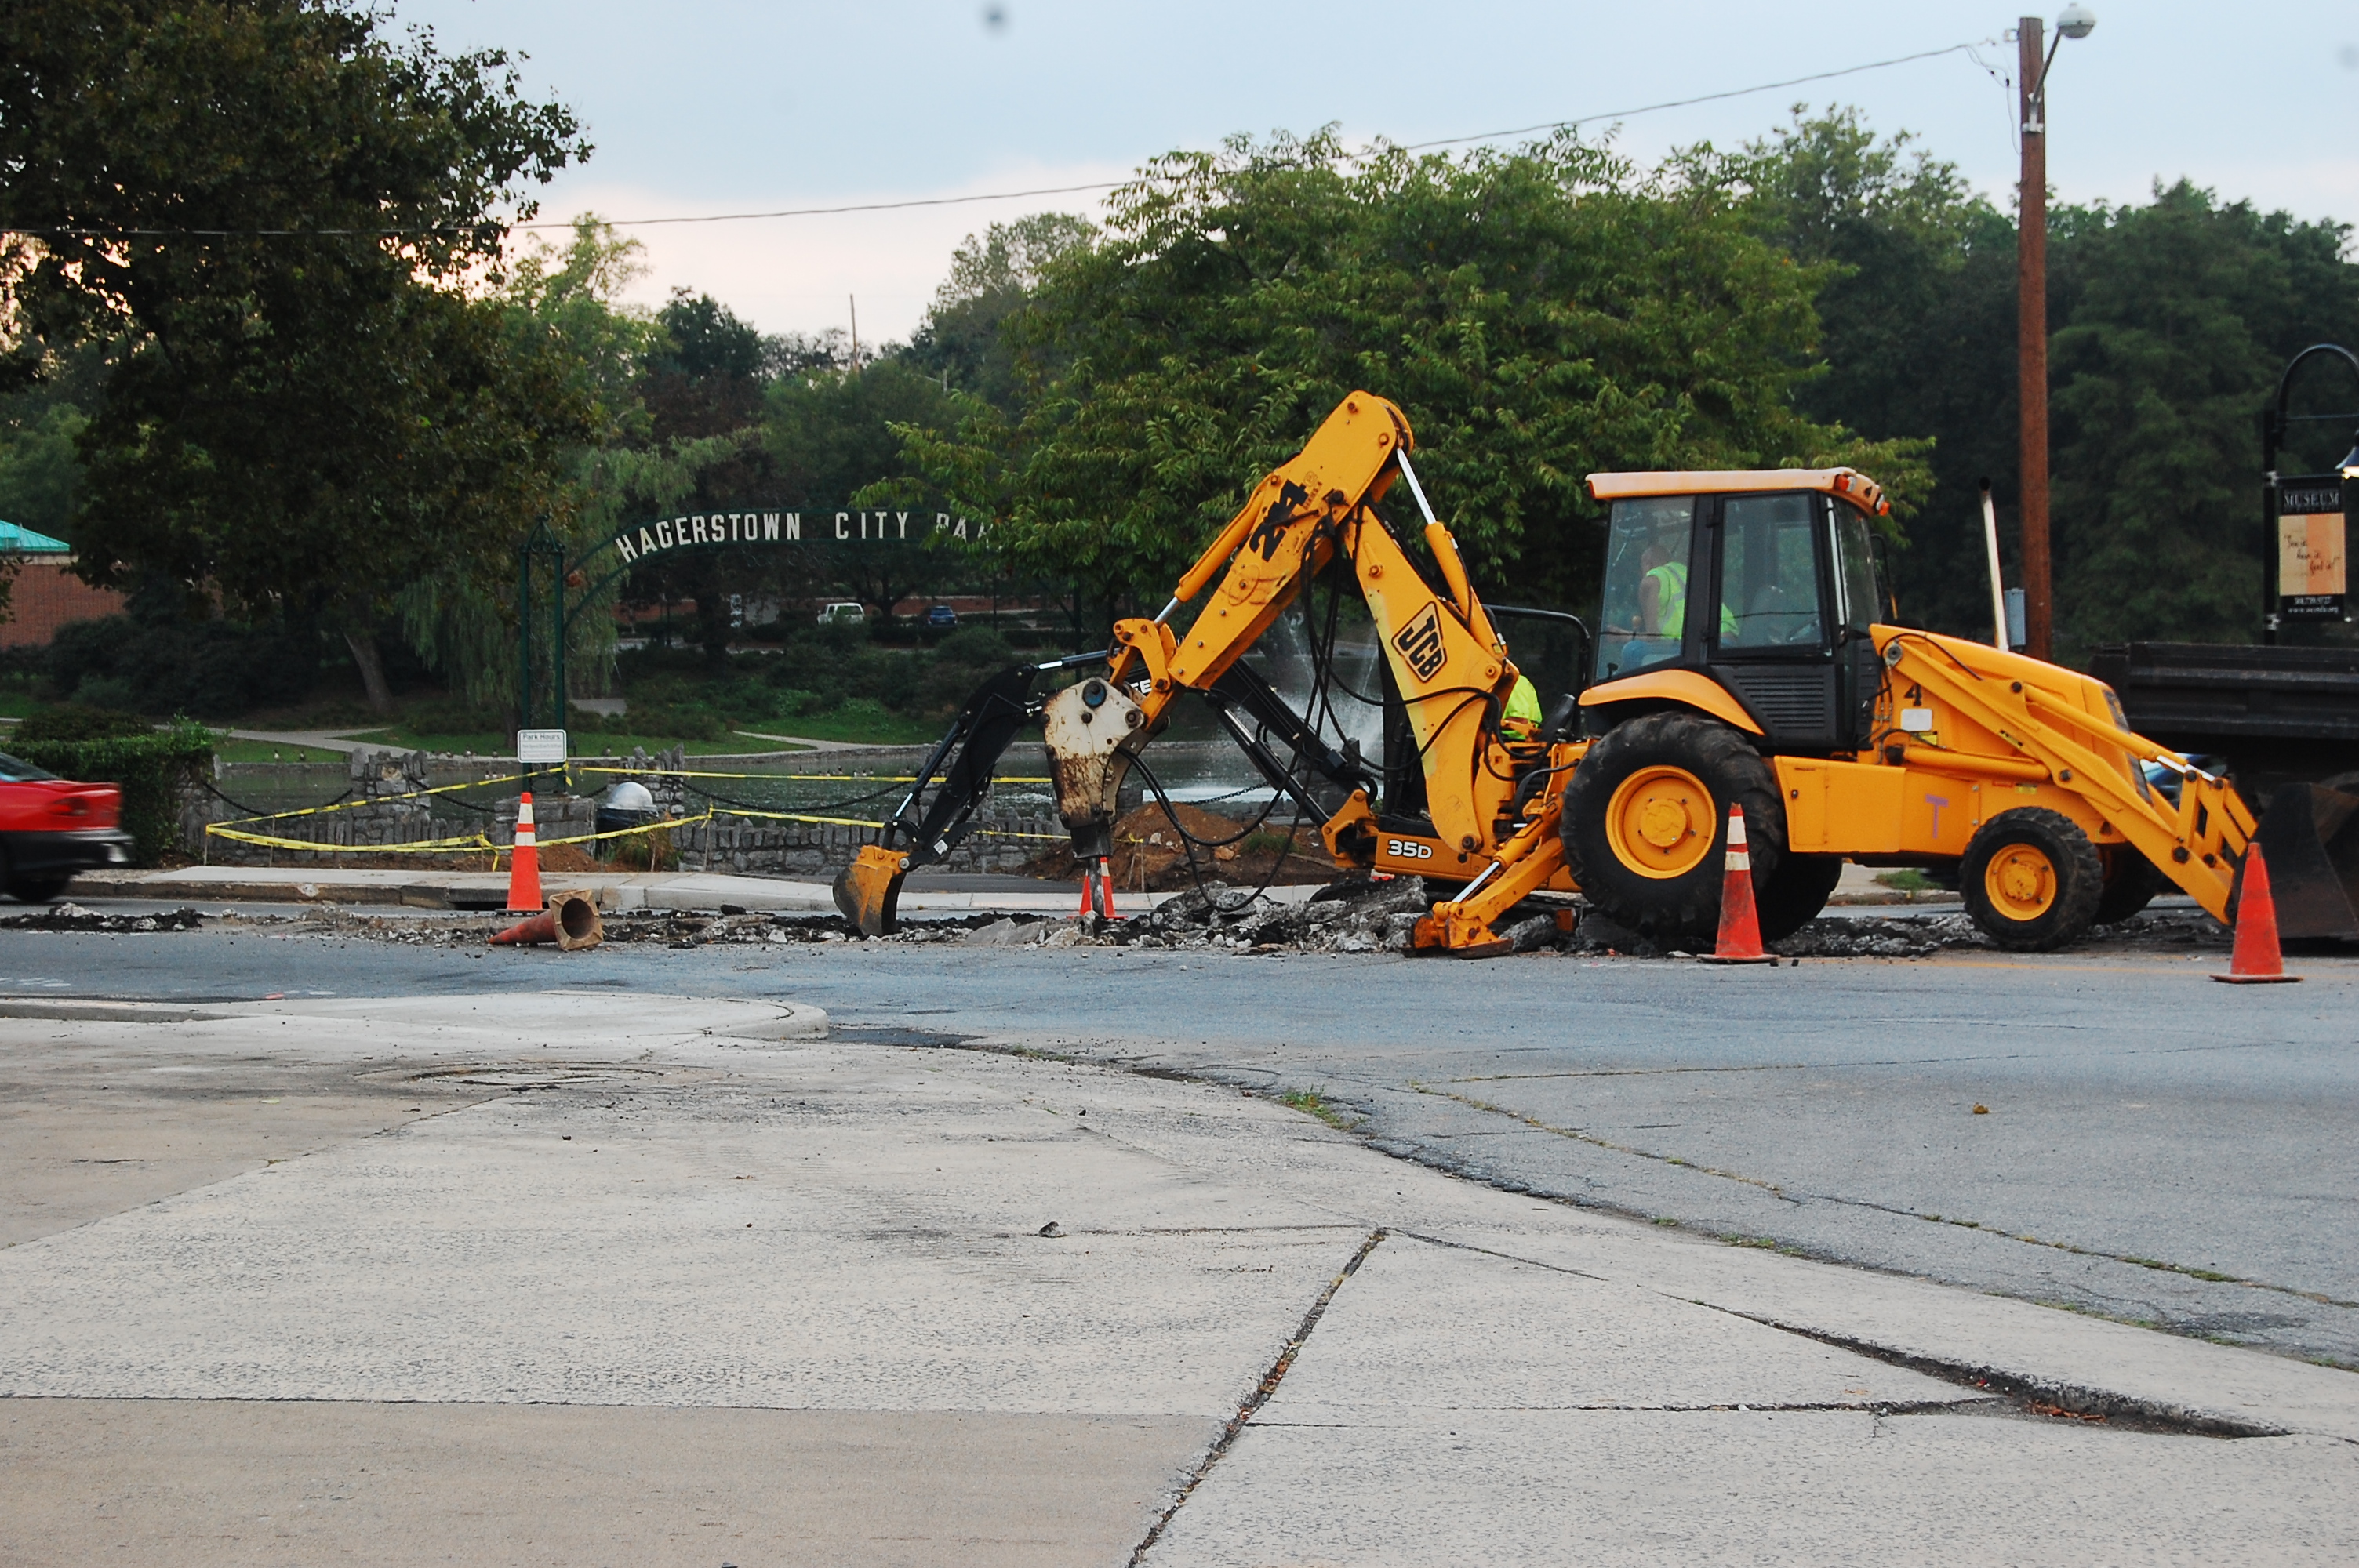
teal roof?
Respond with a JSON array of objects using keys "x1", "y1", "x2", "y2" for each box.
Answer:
[{"x1": 0, "y1": 521, "x2": 71, "y2": 554}]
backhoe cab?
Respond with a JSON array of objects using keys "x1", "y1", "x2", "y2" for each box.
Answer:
[{"x1": 838, "y1": 391, "x2": 2285, "y2": 958}]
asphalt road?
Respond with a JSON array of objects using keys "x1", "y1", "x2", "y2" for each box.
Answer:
[{"x1": 12, "y1": 915, "x2": 2356, "y2": 1367}]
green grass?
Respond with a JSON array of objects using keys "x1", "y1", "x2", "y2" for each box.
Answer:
[
  {"x1": 1873, "y1": 868, "x2": 1942, "y2": 892},
  {"x1": 1277, "y1": 1090, "x2": 1360, "y2": 1131}
]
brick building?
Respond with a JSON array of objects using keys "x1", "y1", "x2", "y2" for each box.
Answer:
[{"x1": 0, "y1": 521, "x2": 125, "y2": 648}]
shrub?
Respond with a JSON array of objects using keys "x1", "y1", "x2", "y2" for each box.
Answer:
[
  {"x1": 16, "y1": 705, "x2": 152, "y2": 742},
  {"x1": 9, "y1": 717, "x2": 215, "y2": 865},
  {"x1": 45, "y1": 612, "x2": 316, "y2": 717}
]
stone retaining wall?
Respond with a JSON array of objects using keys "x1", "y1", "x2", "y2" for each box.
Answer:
[{"x1": 182, "y1": 746, "x2": 1063, "y2": 875}]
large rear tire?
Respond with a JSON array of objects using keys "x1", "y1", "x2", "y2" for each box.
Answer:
[
  {"x1": 1961, "y1": 808, "x2": 2103, "y2": 951},
  {"x1": 1562, "y1": 710, "x2": 1785, "y2": 946}
]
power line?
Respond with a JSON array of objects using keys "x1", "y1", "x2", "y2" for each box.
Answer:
[
  {"x1": 1390, "y1": 40, "x2": 1994, "y2": 154},
  {"x1": 2, "y1": 39, "x2": 1997, "y2": 241}
]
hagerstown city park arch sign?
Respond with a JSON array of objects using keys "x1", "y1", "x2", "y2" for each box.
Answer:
[{"x1": 515, "y1": 507, "x2": 987, "y2": 733}]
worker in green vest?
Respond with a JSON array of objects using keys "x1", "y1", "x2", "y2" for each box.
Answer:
[
  {"x1": 1501, "y1": 673, "x2": 1543, "y2": 742},
  {"x1": 1638, "y1": 543, "x2": 1738, "y2": 642}
]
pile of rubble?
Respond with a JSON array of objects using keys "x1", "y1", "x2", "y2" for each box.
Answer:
[
  {"x1": 245, "y1": 879, "x2": 2238, "y2": 959},
  {"x1": 0, "y1": 902, "x2": 206, "y2": 933}
]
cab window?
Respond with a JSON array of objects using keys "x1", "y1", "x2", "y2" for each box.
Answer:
[
  {"x1": 1595, "y1": 497, "x2": 1695, "y2": 682},
  {"x1": 1831, "y1": 504, "x2": 1885, "y2": 633},
  {"x1": 1717, "y1": 494, "x2": 1823, "y2": 652}
]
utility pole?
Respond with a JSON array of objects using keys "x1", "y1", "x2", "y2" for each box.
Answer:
[
  {"x1": 2015, "y1": 5, "x2": 2095, "y2": 662},
  {"x1": 849, "y1": 294, "x2": 860, "y2": 374},
  {"x1": 2017, "y1": 14, "x2": 2052, "y2": 662}
]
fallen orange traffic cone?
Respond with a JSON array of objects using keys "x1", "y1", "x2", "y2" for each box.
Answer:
[
  {"x1": 1699, "y1": 803, "x2": 1777, "y2": 965},
  {"x1": 506, "y1": 790, "x2": 543, "y2": 914},
  {"x1": 490, "y1": 889, "x2": 603, "y2": 950},
  {"x1": 2215, "y1": 842, "x2": 2299, "y2": 983}
]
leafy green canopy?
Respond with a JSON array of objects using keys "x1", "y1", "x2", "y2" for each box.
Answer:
[
  {"x1": 0, "y1": 0, "x2": 595, "y2": 706},
  {"x1": 2048, "y1": 184, "x2": 2359, "y2": 652},
  {"x1": 896, "y1": 130, "x2": 1925, "y2": 626},
  {"x1": 1738, "y1": 109, "x2": 2359, "y2": 655}
]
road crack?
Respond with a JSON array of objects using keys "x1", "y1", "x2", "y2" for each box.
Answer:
[{"x1": 1128, "y1": 1227, "x2": 1385, "y2": 1566}]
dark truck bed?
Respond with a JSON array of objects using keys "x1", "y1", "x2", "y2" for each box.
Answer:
[
  {"x1": 2090, "y1": 642, "x2": 2359, "y2": 940},
  {"x1": 2088, "y1": 642, "x2": 2359, "y2": 795}
]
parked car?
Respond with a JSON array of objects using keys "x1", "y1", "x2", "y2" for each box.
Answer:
[
  {"x1": 923, "y1": 604, "x2": 958, "y2": 629},
  {"x1": 816, "y1": 601, "x2": 867, "y2": 626},
  {"x1": 0, "y1": 751, "x2": 133, "y2": 901}
]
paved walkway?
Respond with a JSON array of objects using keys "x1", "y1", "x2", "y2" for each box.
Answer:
[
  {"x1": 222, "y1": 728, "x2": 387, "y2": 756},
  {"x1": 0, "y1": 992, "x2": 2347, "y2": 1563}
]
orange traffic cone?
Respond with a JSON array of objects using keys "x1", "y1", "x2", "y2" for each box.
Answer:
[
  {"x1": 1698, "y1": 803, "x2": 1777, "y2": 965},
  {"x1": 2215, "y1": 842, "x2": 2300, "y2": 984},
  {"x1": 506, "y1": 790, "x2": 544, "y2": 914}
]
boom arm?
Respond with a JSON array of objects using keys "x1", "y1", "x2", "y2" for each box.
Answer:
[
  {"x1": 1064, "y1": 392, "x2": 1530, "y2": 859},
  {"x1": 835, "y1": 390, "x2": 1549, "y2": 946}
]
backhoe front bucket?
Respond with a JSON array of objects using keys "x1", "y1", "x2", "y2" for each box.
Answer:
[
  {"x1": 833, "y1": 844, "x2": 908, "y2": 937},
  {"x1": 2248, "y1": 782, "x2": 2359, "y2": 941}
]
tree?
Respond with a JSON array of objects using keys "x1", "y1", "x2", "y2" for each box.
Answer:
[
  {"x1": 1736, "y1": 111, "x2": 2359, "y2": 656},
  {"x1": 0, "y1": 0, "x2": 591, "y2": 711},
  {"x1": 2048, "y1": 184, "x2": 2359, "y2": 654},
  {"x1": 1735, "y1": 108, "x2": 2016, "y2": 639},
  {"x1": 398, "y1": 217, "x2": 674, "y2": 709},
  {"x1": 891, "y1": 129, "x2": 1925, "y2": 637},
  {"x1": 628, "y1": 290, "x2": 778, "y2": 660},
  {"x1": 774, "y1": 361, "x2": 962, "y2": 620},
  {"x1": 901, "y1": 212, "x2": 1098, "y2": 411}
]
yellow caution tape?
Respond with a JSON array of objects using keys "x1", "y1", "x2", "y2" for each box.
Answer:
[
  {"x1": 531, "y1": 810, "x2": 713, "y2": 849},
  {"x1": 572, "y1": 764, "x2": 1053, "y2": 784},
  {"x1": 210, "y1": 770, "x2": 535, "y2": 828}
]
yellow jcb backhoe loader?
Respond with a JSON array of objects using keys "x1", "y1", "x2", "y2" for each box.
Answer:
[{"x1": 837, "y1": 391, "x2": 2306, "y2": 956}]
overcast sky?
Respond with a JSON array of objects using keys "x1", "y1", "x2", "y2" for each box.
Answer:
[{"x1": 392, "y1": 1, "x2": 2359, "y2": 343}]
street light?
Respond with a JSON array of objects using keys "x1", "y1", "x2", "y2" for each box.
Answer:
[{"x1": 2018, "y1": 7, "x2": 2095, "y2": 662}]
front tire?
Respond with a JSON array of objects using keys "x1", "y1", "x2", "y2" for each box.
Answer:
[
  {"x1": 1563, "y1": 710, "x2": 1785, "y2": 946},
  {"x1": 1961, "y1": 808, "x2": 2103, "y2": 951}
]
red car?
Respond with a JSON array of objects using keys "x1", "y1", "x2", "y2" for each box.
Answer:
[{"x1": 0, "y1": 752, "x2": 134, "y2": 902}]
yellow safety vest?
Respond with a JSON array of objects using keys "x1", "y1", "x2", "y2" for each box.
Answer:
[{"x1": 1644, "y1": 561, "x2": 1736, "y2": 639}]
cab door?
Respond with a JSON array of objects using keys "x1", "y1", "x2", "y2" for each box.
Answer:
[{"x1": 1704, "y1": 492, "x2": 1842, "y2": 750}]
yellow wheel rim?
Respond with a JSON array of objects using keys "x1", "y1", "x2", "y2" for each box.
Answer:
[
  {"x1": 1605, "y1": 765, "x2": 1717, "y2": 880},
  {"x1": 1983, "y1": 844, "x2": 2058, "y2": 921}
]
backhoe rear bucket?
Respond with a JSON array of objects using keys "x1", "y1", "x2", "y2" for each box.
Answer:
[
  {"x1": 2247, "y1": 782, "x2": 2359, "y2": 941},
  {"x1": 833, "y1": 844, "x2": 908, "y2": 937}
]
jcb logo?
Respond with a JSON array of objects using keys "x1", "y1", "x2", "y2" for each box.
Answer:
[
  {"x1": 1386, "y1": 838, "x2": 1435, "y2": 860},
  {"x1": 1393, "y1": 604, "x2": 1448, "y2": 682}
]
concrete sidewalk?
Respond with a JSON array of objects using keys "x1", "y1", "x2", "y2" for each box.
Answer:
[
  {"x1": 64, "y1": 862, "x2": 1292, "y2": 917},
  {"x1": 0, "y1": 992, "x2": 2349, "y2": 1563}
]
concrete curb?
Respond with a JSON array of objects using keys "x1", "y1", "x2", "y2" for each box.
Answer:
[{"x1": 61, "y1": 866, "x2": 1325, "y2": 917}]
